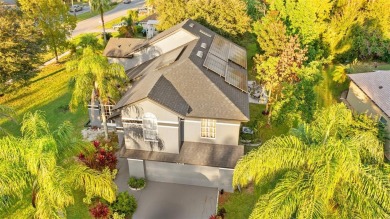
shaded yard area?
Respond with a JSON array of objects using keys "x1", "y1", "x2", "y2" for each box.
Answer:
[{"x1": 0, "y1": 60, "x2": 87, "y2": 137}]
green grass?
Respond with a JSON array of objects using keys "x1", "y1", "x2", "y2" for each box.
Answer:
[
  {"x1": 66, "y1": 191, "x2": 92, "y2": 219},
  {"x1": 76, "y1": 5, "x2": 117, "y2": 22},
  {"x1": 315, "y1": 65, "x2": 350, "y2": 108},
  {"x1": 0, "y1": 58, "x2": 87, "y2": 137},
  {"x1": 239, "y1": 32, "x2": 260, "y2": 80}
]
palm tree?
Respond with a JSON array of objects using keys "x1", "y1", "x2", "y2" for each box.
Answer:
[
  {"x1": 332, "y1": 65, "x2": 349, "y2": 84},
  {"x1": 233, "y1": 104, "x2": 390, "y2": 218},
  {"x1": 67, "y1": 47, "x2": 126, "y2": 140},
  {"x1": 90, "y1": 0, "x2": 111, "y2": 42},
  {"x1": 0, "y1": 111, "x2": 117, "y2": 218}
]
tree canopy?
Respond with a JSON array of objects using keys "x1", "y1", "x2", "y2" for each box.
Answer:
[
  {"x1": 0, "y1": 111, "x2": 117, "y2": 218},
  {"x1": 0, "y1": 6, "x2": 44, "y2": 93},
  {"x1": 67, "y1": 47, "x2": 127, "y2": 139},
  {"x1": 154, "y1": 0, "x2": 251, "y2": 38},
  {"x1": 234, "y1": 104, "x2": 390, "y2": 218},
  {"x1": 18, "y1": 0, "x2": 77, "y2": 63}
]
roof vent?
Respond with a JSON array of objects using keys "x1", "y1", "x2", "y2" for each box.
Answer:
[
  {"x1": 379, "y1": 86, "x2": 383, "y2": 89},
  {"x1": 201, "y1": 43, "x2": 207, "y2": 49},
  {"x1": 189, "y1": 23, "x2": 194, "y2": 28},
  {"x1": 196, "y1": 51, "x2": 203, "y2": 58}
]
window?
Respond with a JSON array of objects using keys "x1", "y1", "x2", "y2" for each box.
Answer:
[
  {"x1": 142, "y1": 113, "x2": 158, "y2": 142},
  {"x1": 201, "y1": 119, "x2": 216, "y2": 138},
  {"x1": 379, "y1": 116, "x2": 388, "y2": 125},
  {"x1": 103, "y1": 104, "x2": 115, "y2": 123}
]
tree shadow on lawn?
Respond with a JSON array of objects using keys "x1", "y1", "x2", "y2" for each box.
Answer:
[{"x1": 0, "y1": 91, "x2": 87, "y2": 137}]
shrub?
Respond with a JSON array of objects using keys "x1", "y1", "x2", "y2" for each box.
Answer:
[
  {"x1": 127, "y1": 177, "x2": 146, "y2": 189},
  {"x1": 78, "y1": 140, "x2": 118, "y2": 171},
  {"x1": 89, "y1": 202, "x2": 110, "y2": 219},
  {"x1": 110, "y1": 192, "x2": 137, "y2": 217}
]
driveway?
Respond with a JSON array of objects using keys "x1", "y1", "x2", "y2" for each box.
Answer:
[
  {"x1": 72, "y1": 0, "x2": 146, "y2": 37},
  {"x1": 115, "y1": 157, "x2": 218, "y2": 219}
]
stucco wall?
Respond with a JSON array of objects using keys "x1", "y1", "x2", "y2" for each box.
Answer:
[
  {"x1": 122, "y1": 99, "x2": 181, "y2": 154},
  {"x1": 183, "y1": 118, "x2": 240, "y2": 146},
  {"x1": 143, "y1": 161, "x2": 234, "y2": 192},
  {"x1": 128, "y1": 159, "x2": 145, "y2": 178}
]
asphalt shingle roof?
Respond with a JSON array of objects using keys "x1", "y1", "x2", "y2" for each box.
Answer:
[
  {"x1": 110, "y1": 19, "x2": 249, "y2": 121},
  {"x1": 119, "y1": 141, "x2": 244, "y2": 169},
  {"x1": 348, "y1": 71, "x2": 390, "y2": 117},
  {"x1": 103, "y1": 38, "x2": 145, "y2": 58}
]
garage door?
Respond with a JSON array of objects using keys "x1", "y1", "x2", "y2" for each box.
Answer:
[{"x1": 145, "y1": 161, "x2": 221, "y2": 188}]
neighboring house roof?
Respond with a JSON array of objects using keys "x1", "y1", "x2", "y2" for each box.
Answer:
[
  {"x1": 119, "y1": 141, "x2": 244, "y2": 169},
  {"x1": 103, "y1": 38, "x2": 145, "y2": 58},
  {"x1": 139, "y1": 13, "x2": 158, "y2": 23},
  {"x1": 348, "y1": 71, "x2": 390, "y2": 117},
  {"x1": 109, "y1": 19, "x2": 250, "y2": 121}
]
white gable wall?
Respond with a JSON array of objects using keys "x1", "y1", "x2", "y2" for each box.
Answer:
[{"x1": 121, "y1": 99, "x2": 181, "y2": 154}]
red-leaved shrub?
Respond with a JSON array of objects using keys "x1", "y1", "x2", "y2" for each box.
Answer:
[
  {"x1": 79, "y1": 141, "x2": 117, "y2": 171},
  {"x1": 89, "y1": 202, "x2": 109, "y2": 219}
]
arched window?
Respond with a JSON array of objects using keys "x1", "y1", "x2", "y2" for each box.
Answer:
[{"x1": 142, "y1": 113, "x2": 158, "y2": 142}]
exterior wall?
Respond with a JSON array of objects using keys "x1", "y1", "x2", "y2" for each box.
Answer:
[
  {"x1": 183, "y1": 118, "x2": 241, "y2": 146},
  {"x1": 127, "y1": 159, "x2": 145, "y2": 178},
  {"x1": 347, "y1": 81, "x2": 390, "y2": 150},
  {"x1": 121, "y1": 99, "x2": 181, "y2": 154},
  {"x1": 143, "y1": 161, "x2": 234, "y2": 192}
]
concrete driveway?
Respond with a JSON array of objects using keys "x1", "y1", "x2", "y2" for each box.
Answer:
[{"x1": 115, "y1": 157, "x2": 218, "y2": 219}]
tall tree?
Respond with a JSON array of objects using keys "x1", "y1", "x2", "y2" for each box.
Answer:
[
  {"x1": 18, "y1": 0, "x2": 76, "y2": 63},
  {"x1": 0, "y1": 111, "x2": 116, "y2": 218},
  {"x1": 255, "y1": 35, "x2": 307, "y2": 125},
  {"x1": 234, "y1": 104, "x2": 390, "y2": 218},
  {"x1": 67, "y1": 47, "x2": 127, "y2": 140},
  {"x1": 90, "y1": 0, "x2": 111, "y2": 43},
  {"x1": 154, "y1": 0, "x2": 251, "y2": 38},
  {"x1": 253, "y1": 11, "x2": 287, "y2": 57},
  {"x1": 0, "y1": 5, "x2": 44, "y2": 92}
]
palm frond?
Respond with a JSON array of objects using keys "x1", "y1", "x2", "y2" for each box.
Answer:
[
  {"x1": 233, "y1": 135, "x2": 307, "y2": 187},
  {"x1": 66, "y1": 164, "x2": 117, "y2": 203}
]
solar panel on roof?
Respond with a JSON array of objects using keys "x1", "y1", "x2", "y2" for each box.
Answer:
[
  {"x1": 203, "y1": 53, "x2": 227, "y2": 77},
  {"x1": 209, "y1": 35, "x2": 230, "y2": 61},
  {"x1": 225, "y1": 64, "x2": 248, "y2": 92},
  {"x1": 229, "y1": 44, "x2": 247, "y2": 69}
]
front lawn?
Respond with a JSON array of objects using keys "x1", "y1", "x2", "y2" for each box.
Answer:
[
  {"x1": 0, "y1": 59, "x2": 87, "y2": 137},
  {"x1": 76, "y1": 4, "x2": 117, "y2": 22},
  {"x1": 66, "y1": 191, "x2": 92, "y2": 219}
]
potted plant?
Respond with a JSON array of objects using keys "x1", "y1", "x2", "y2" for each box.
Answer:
[{"x1": 127, "y1": 177, "x2": 146, "y2": 190}]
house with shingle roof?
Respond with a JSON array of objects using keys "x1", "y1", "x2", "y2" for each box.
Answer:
[
  {"x1": 346, "y1": 71, "x2": 390, "y2": 159},
  {"x1": 100, "y1": 19, "x2": 249, "y2": 192}
]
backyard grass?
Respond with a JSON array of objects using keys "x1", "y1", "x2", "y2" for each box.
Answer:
[{"x1": 0, "y1": 58, "x2": 87, "y2": 137}]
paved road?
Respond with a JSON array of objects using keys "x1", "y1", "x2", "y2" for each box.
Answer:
[{"x1": 72, "y1": 0, "x2": 145, "y2": 37}]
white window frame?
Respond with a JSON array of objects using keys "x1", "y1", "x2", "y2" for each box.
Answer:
[
  {"x1": 200, "y1": 119, "x2": 216, "y2": 139},
  {"x1": 142, "y1": 113, "x2": 158, "y2": 142}
]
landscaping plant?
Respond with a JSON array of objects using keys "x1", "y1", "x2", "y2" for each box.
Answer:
[
  {"x1": 78, "y1": 140, "x2": 118, "y2": 171},
  {"x1": 128, "y1": 177, "x2": 146, "y2": 189},
  {"x1": 89, "y1": 202, "x2": 110, "y2": 219},
  {"x1": 110, "y1": 192, "x2": 137, "y2": 217}
]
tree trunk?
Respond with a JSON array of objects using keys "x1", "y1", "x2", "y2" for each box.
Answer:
[
  {"x1": 53, "y1": 44, "x2": 59, "y2": 63},
  {"x1": 100, "y1": 5, "x2": 107, "y2": 43},
  {"x1": 99, "y1": 99, "x2": 109, "y2": 140}
]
